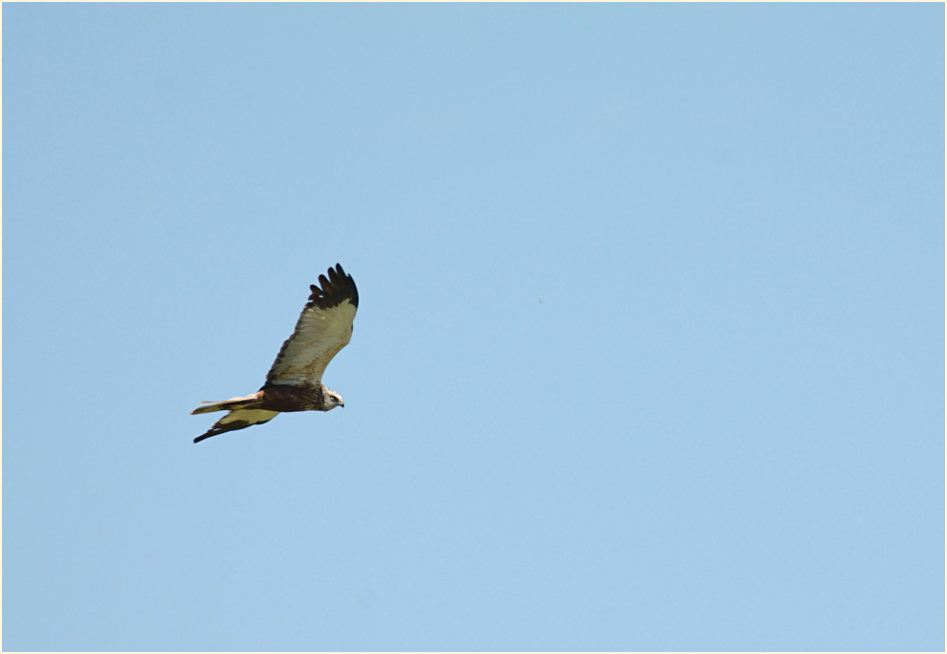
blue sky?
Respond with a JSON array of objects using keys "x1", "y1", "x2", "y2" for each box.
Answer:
[{"x1": 3, "y1": 3, "x2": 943, "y2": 651}]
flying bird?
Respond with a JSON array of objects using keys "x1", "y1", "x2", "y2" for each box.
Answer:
[{"x1": 191, "y1": 263, "x2": 358, "y2": 444}]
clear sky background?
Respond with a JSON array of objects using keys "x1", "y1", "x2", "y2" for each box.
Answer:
[{"x1": 3, "y1": 3, "x2": 944, "y2": 651}]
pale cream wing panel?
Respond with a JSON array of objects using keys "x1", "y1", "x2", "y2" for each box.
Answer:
[{"x1": 265, "y1": 300, "x2": 357, "y2": 387}]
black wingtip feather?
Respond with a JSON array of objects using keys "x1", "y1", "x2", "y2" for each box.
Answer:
[{"x1": 308, "y1": 263, "x2": 358, "y2": 309}]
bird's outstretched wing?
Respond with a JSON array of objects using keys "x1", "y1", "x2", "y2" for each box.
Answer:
[
  {"x1": 265, "y1": 263, "x2": 359, "y2": 388},
  {"x1": 193, "y1": 409, "x2": 279, "y2": 443}
]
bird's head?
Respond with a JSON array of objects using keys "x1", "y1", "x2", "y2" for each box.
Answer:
[{"x1": 322, "y1": 387, "x2": 345, "y2": 410}]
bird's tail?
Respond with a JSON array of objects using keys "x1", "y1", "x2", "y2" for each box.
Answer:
[{"x1": 190, "y1": 391, "x2": 264, "y2": 415}]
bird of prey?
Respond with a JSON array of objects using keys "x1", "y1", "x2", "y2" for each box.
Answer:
[{"x1": 191, "y1": 263, "x2": 358, "y2": 444}]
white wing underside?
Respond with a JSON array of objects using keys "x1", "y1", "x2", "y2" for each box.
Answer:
[
  {"x1": 218, "y1": 409, "x2": 279, "y2": 428},
  {"x1": 193, "y1": 408, "x2": 280, "y2": 442},
  {"x1": 266, "y1": 300, "x2": 357, "y2": 387}
]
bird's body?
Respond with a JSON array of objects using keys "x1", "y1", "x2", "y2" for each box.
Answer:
[{"x1": 191, "y1": 263, "x2": 358, "y2": 443}]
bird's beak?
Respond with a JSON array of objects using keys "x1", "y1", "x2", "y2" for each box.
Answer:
[{"x1": 339, "y1": 402, "x2": 345, "y2": 408}]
